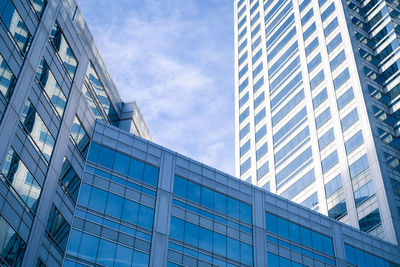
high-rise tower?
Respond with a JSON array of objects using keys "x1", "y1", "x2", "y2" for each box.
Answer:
[{"x1": 234, "y1": 0, "x2": 400, "y2": 244}]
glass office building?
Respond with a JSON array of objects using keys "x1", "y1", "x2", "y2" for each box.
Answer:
[
  {"x1": 234, "y1": 0, "x2": 400, "y2": 244},
  {"x1": 0, "y1": 0, "x2": 399, "y2": 266},
  {"x1": 0, "y1": 0, "x2": 150, "y2": 265}
]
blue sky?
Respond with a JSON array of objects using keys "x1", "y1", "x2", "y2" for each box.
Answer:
[{"x1": 76, "y1": 0, "x2": 236, "y2": 175}]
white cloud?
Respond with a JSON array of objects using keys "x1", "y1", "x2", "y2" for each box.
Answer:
[{"x1": 77, "y1": 0, "x2": 236, "y2": 175}]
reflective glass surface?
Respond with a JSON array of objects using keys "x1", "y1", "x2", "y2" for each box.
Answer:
[
  {"x1": 70, "y1": 117, "x2": 89, "y2": 157},
  {"x1": 30, "y1": 0, "x2": 47, "y2": 18},
  {"x1": 0, "y1": 54, "x2": 16, "y2": 103},
  {"x1": 20, "y1": 99, "x2": 55, "y2": 161},
  {"x1": 36, "y1": 59, "x2": 67, "y2": 117},
  {"x1": 49, "y1": 22, "x2": 78, "y2": 79},
  {"x1": 359, "y1": 209, "x2": 381, "y2": 232},
  {"x1": 0, "y1": 216, "x2": 26, "y2": 266},
  {"x1": 59, "y1": 158, "x2": 81, "y2": 202},
  {"x1": 1, "y1": 147, "x2": 41, "y2": 214},
  {"x1": 46, "y1": 204, "x2": 70, "y2": 252},
  {"x1": 0, "y1": 0, "x2": 32, "y2": 54}
]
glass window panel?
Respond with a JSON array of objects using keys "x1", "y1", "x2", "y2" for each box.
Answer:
[
  {"x1": 345, "y1": 130, "x2": 364, "y2": 154},
  {"x1": 20, "y1": 99, "x2": 55, "y2": 161},
  {"x1": 0, "y1": 54, "x2": 16, "y2": 103},
  {"x1": 214, "y1": 192, "x2": 227, "y2": 214},
  {"x1": 129, "y1": 158, "x2": 145, "y2": 182},
  {"x1": 66, "y1": 229, "x2": 81, "y2": 257},
  {"x1": 137, "y1": 205, "x2": 154, "y2": 229},
  {"x1": 277, "y1": 217, "x2": 289, "y2": 238},
  {"x1": 187, "y1": 181, "x2": 201, "y2": 203},
  {"x1": 36, "y1": 59, "x2": 67, "y2": 117},
  {"x1": 354, "y1": 180, "x2": 375, "y2": 206},
  {"x1": 198, "y1": 226, "x2": 213, "y2": 251},
  {"x1": 115, "y1": 245, "x2": 132, "y2": 267},
  {"x1": 240, "y1": 242, "x2": 253, "y2": 265},
  {"x1": 113, "y1": 152, "x2": 130, "y2": 176},
  {"x1": 330, "y1": 50, "x2": 346, "y2": 71},
  {"x1": 227, "y1": 237, "x2": 240, "y2": 262},
  {"x1": 49, "y1": 22, "x2": 78, "y2": 79},
  {"x1": 333, "y1": 68, "x2": 350, "y2": 90},
  {"x1": 1, "y1": 148, "x2": 41, "y2": 213},
  {"x1": 0, "y1": 215, "x2": 26, "y2": 267},
  {"x1": 321, "y1": 150, "x2": 338, "y2": 173},
  {"x1": 328, "y1": 200, "x2": 347, "y2": 219},
  {"x1": 132, "y1": 250, "x2": 149, "y2": 267},
  {"x1": 0, "y1": 0, "x2": 32, "y2": 54},
  {"x1": 341, "y1": 108, "x2": 358, "y2": 131},
  {"x1": 105, "y1": 192, "x2": 123, "y2": 218},
  {"x1": 30, "y1": 0, "x2": 47, "y2": 18},
  {"x1": 239, "y1": 202, "x2": 252, "y2": 224},
  {"x1": 122, "y1": 199, "x2": 139, "y2": 225},
  {"x1": 97, "y1": 239, "x2": 116, "y2": 266},
  {"x1": 78, "y1": 233, "x2": 99, "y2": 262},
  {"x1": 77, "y1": 183, "x2": 91, "y2": 207},
  {"x1": 170, "y1": 217, "x2": 184, "y2": 240},
  {"x1": 325, "y1": 173, "x2": 342, "y2": 197},
  {"x1": 88, "y1": 186, "x2": 107, "y2": 213},
  {"x1": 143, "y1": 163, "x2": 159, "y2": 187},
  {"x1": 337, "y1": 87, "x2": 354, "y2": 110},
  {"x1": 267, "y1": 252, "x2": 279, "y2": 266},
  {"x1": 300, "y1": 226, "x2": 312, "y2": 247},
  {"x1": 46, "y1": 204, "x2": 70, "y2": 252},
  {"x1": 70, "y1": 117, "x2": 89, "y2": 157},
  {"x1": 201, "y1": 187, "x2": 214, "y2": 209},
  {"x1": 349, "y1": 154, "x2": 369, "y2": 179},
  {"x1": 173, "y1": 176, "x2": 187, "y2": 198},
  {"x1": 184, "y1": 221, "x2": 199, "y2": 247},
  {"x1": 213, "y1": 232, "x2": 227, "y2": 257},
  {"x1": 59, "y1": 158, "x2": 81, "y2": 202}
]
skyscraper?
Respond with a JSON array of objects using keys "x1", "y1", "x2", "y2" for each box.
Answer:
[{"x1": 234, "y1": 0, "x2": 400, "y2": 244}]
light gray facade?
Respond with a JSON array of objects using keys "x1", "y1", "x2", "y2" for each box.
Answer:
[{"x1": 233, "y1": 0, "x2": 400, "y2": 244}]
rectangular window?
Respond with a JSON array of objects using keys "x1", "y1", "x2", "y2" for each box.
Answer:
[
  {"x1": 303, "y1": 22, "x2": 316, "y2": 40},
  {"x1": 255, "y1": 108, "x2": 266, "y2": 125},
  {"x1": 270, "y1": 72, "x2": 302, "y2": 109},
  {"x1": 0, "y1": 0, "x2": 32, "y2": 54},
  {"x1": 327, "y1": 33, "x2": 342, "y2": 54},
  {"x1": 239, "y1": 64, "x2": 248, "y2": 79},
  {"x1": 251, "y1": 12, "x2": 260, "y2": 26},
  {"x1": 252, "y1": 49, "x2": 262, "y2": 64},
  {"x1": 267, "y1": 28, "x2": 296, "y2": 61},
  {"x1": 36, "y1": 59, "x2": 67, "y2": 117},
  {"x1": 256, "y1": 142, "x2": 268, "y2": 160},
  {"x1": 328, "y1": 200, "x2": 346, "y2": 219},
  {"x1": 276, "y1": 147, "x2": 312, "y2": 184},
  {"x1": 239, "y1": 51, "x2": 248, "y2": 66},
  {"x1": 266, "y1": 14, "x2": 294, "y2": 49},
  {"x1": 253, "y1": 62, "x2": 263, "y2": 77},
  {"x1": 273, "y1": 107, "x2": 307, "y2": 144},
  {"x1": 238, "y1": 27, "x2": 247, "y2": 41},
  {"x1": 305, "y1": 37, "x2": 319, "y2": 56},
  {"x1": 49, "y1": 22, "x2": 78, "y2": 79},
  {"x1": 257, "y1": 161, "x2": 269, "y2": 179},
  {"x1": 0, "y1": 54, "x2": 16, "y2": 103},
  {"x1": 252, "y1": 36, "x2": 261, "y2": 51},
  {"x1": 240, "y1": 123, "x2": 250, "y2": 139},
  {"x1": 324, "y1": 17, "x2": 338, "y2": 37},
  {"x1": 238, "y1": 16, "x2": 246, "y2": 29},
  {"x1": 310, "y1": 70, "x2": 325, "y2": 90},
  {"x1": 254, "y1": 92, "x2": 265, "y2": 109},
  {"x1": 301, "y1": 8, "x2": 314, "y2": 25},
  {"x1": 315, "y1": 107, "x2": 331, "y2": 128},
  {"x1": 333, "y1": 68, "x2": 350, "y2": 90},
  {"x1": 1, "y1": 147, "x2": 41, "y2": 213},
  {"x1": 359, "y1": 209, "x2": 381, "y2": 232},
  {"x1": 318, "y1": 128, "x2": 335, "y2": 150},
  {"x1": 20, "y1": 99, "x2": 55, "y2": 162},
  {"x1": 59, "y1": 158, "x2": 81, "y2": 202},
  {"x1": 321, "y1": 150, "x2": 338, "y2": 173},
  {"x1": 341, "y1": 108, "x2": 358, "y2": 131},
  {"x1": 46, "y1": 204, "x2": 70, "y2": 252},
  {"x1": 275, "y1": 127, "x2": 309, "y2": 164},
  {"x1": 308, "y1": 53, "x2": 322, "y2": 72},
  {"x1": 272, "y1": 89, "x2": 304, "y2": 126},
  {"x1": 268, "y1": 42, "x2": 298, "y2": 78},
  {"x1": 301, "y1": 192, "x2": 318, "y2": 209},
  {"x1": 70, "y1": 116, "x2": 89, "y2": 157},
  {"x1": 280, "y1": 169, "x2": 315, "y2": 199},
  {"x1": 239, "y1": 92, "x2": 249, "y2": 108},
  {"x1": 344, "y1": 130, "x2": 364, "y2": 154},
  {"x1": 239, "y1": 77, "x2": 249, "y2": 93},
  {"x1": 0, "y1": 216, "x2": 26, "y2": 266},
  {"x1": 253, "y1": 76, "x2": 264, "y2": 93},
  {"x1": 240, "y1": 140, "x2": 251, "y2": 157},
  {"x1": 240, "y1": 157, "x2": 251, "y2": 175},
  {"x1": 337, "y1": 87, "x2": 354, "y2": 109},
  {"x1": 270, "y1": 57, "x2": 300, "y2": 93},
  {"x1": 238, "y1": 39, "x2": 247, "y2": 53},
  {"x1": 250, "y1": 1, "x2": 259, "y2": 14},
  {"x1": 251, "y1": 24, "x2": 261, "y2": 38},
  {"x1": 255, "y1": 125, "x2": 267, "y2": 142},
  {"x1": 299, "y1": 0, "x2": 311, "y2": 11},
  {"x1": 354, "y1": 180, "x2": 375, "y2": 206},
  {"x1": 325, "y1": 174, "x2": 342, "y2": 197},
  {"x1": 321, "y1": 3, "x2": 335, "y2": 21},
  {"x1": 313, "y1": 88, "x2": 328, "y2": 108},
  {"x1": 30, "y1": 0, "x2": 47, "y2": 18},
  {"x1": 349, "y1": 154, "x2": 369, "y2": 179},
  {"x1": 239, "y1": 107, "x2": 249, "y2": 123},
  {"x1": 330, "y1": 50, "x2": 346, "y2": 71},
  {"x1": 238, "y1": 6, "x2": 246, "y2": 18}
]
